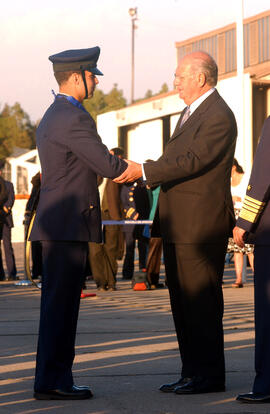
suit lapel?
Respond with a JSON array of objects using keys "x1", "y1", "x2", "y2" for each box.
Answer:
[
  {"x1": 168, "y1": 90, "x2": 220, "y2": 143},
  {"x1": 169, "y1": 109, "x2": 186, "y2": 141}
]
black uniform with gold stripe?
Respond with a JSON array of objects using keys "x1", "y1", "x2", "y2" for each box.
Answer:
[
  {"x1": 120, "y1": 181, "x2": 150, "y2": 279},
  {"x1": 237, "y1": 116, "x2": 270, "y2": 395}
]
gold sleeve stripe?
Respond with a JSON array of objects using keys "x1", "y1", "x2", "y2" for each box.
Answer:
[
  {"x1": 126, "y1": 207, "x2": 135, "y2": 218},
  {"x1": 239, "y1": 195, "x2": 266, "y2": 223},
  {"x1": 245, "y1": 195, "x2": 265, "y2": 207},
  {"x1": 242, "y1": 202, "x2": 264, "y2": 214},
  {"x1": 239, "y1": 194, "x2": 266, "y2": 223},
  {"x1": 243, "y1": 199, "x2": 263, "y2": 209},
  {"x1": 239, "y1": 209, "x2": 259, "y2": 223}
]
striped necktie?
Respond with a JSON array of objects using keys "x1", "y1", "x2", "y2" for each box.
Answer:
[{"x1": 179, "y1": 106, "x2": 190, "y2": 128}]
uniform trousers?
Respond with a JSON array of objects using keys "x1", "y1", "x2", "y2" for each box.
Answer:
[
  {"x1": 34, "y1": 240, "x2": 88, "y2": 392},
  {"x1": 0, "y1": 224, "x2": 17, "y2": 279},
  {"x1": 122, "y1": 230, "x2": 148, "y2": 279},
  {"x1": 253, "y1": 245, "x2": 270, "y2": 394},
  {"x1": 163, "y1": 241, "x2": 227, "y2": 382}
]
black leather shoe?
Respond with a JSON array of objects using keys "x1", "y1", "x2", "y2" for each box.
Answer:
[
  {"x1": 34, "y1": 385, "x2": 93, "y2": 400},
  {"x1": 159, "y1": 377, "x2": 192, "y2": 393},
  {"x1": 174, "y1": 377, "x2": 225, "y2": 394},
  {"x1": 236, "y1": 392, "x2": 270, "y2": 403}
]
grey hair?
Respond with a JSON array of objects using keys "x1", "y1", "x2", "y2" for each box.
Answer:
[{"x1": 196, "y1": 52, "x2": 218, "y2": 86}]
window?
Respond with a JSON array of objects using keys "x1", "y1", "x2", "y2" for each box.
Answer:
[{"x1": 16, "y1": 166, "x2": 28, "y2": 194}]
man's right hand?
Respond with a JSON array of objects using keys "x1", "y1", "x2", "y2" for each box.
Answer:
[{"x1": 114, "y1": 160, "x2": 143, "y2": 184}]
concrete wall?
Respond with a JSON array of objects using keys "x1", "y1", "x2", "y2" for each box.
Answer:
[
  {"x1": 8, "y1": 149, "x2": 40, "y2": 195},
  {"x1": 11, "y1": 199, "x2": 28, "y2": 243},
  {"x1": 96, "y1": 111, "x2": 119, "y2": 150},
  {"x1": 267, "y1": 88, "x2": 270, "y2": 117},
  {"x1": 127, "y1": 119, "x2": 163, "y2": 163},
  {"x1": 217, "y1": 74, "x2": 253, "y2": 176},
  {"x1": 97, "y1": 92, "x2": 184, "y2": 152}
]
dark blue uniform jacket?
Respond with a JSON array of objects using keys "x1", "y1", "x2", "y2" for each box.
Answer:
[
  {"x1": 237, "y1": 117, "x2": 270, "y2": 244},
  {"x1": 30, "y1": 96, "x2": 127, "y2": 243}
]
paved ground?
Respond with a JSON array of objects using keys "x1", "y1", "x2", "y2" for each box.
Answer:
[{"x1": 0, "y1": 243, "x2": 267, "y2": 414}]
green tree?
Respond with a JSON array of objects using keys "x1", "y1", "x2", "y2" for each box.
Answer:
[
  {"x1": 83, "y1": 89, "x2": 106, "y2": 121},
  {"x1": 158, "y1": 83, "x2": 169, "y2": 94},
  {"x1": 83, "y1": 84, "x2": 126, "y2": 121},
  {"x1": 104, "y1": 84, "x2": 126, "y2": 111},
  {"x1": 0, "y1": 117, "x2": 14, "y2": 158},
  {"x1": 136, "y1": 83, "x2": 170, "y2": 103},
  {"x1": 0, "y1": 103, "x2": 36, "y2": 156},
  {"x1": 144, "y1": 89, "x2": 153, "y2": 99}
]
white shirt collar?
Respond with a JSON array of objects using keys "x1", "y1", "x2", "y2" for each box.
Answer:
[{"x1": 189, "y1": 88, "x2": 215, "y2": 115}]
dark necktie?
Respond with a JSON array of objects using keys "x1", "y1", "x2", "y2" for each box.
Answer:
[{"x1": 179, "y1": 106, "x2": 190, "y2": 128}]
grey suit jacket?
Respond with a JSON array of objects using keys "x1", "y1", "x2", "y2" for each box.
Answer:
[{"x1": 144, "y1": 90, "x2": 237, "y2": 244}]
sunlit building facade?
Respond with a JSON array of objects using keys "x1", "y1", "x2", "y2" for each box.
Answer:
[{"x1": 97, "y1": 10, "x2": 270, "y2": 176}]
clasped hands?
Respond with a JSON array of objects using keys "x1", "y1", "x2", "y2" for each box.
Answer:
[{"x1": 113, "y1": 160, "x2": 143, "y2": 184}]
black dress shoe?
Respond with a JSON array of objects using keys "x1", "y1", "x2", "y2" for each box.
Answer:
[
  {"x1": 236, "y1": 392, "x2": 270, "y2": 403},
  {"x1": 159, "y1": 377, "x2": 192, "y2": 393},
  {"x1": 34, "y1": 385, "x2": 93, "y2": 400},
  {"x1": 174, "y1": 377, "x2": 225, "y2": 394}
]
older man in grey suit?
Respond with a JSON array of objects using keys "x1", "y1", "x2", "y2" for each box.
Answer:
[{"x1": 115, "y1": 51, "x2": 237, "y2": 394}]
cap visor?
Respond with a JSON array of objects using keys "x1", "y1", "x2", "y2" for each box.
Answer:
[{"x1": 90, "y1": 67, "x2": 103, "y2": 76}]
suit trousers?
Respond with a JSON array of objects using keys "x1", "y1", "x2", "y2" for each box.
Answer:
[
  {"x1": 163, "y1": 241, "x2": 227, "y2": 381},
  {"x1": 31, "y1": 241, "x2": 43, "y2": 278},
  {"x1": 34, "y1": 240, "x2": 88, "y2": 392},
  {"x1": 1, "y1": 224, "x2": 17, "y2": 279},
  {"x1": 253, "y1": 245, "x2": 270, "y2": 394},
  {"x1": 146, "y1": 237, "x2": 163, "y2": 286},
  {"x1": 0, "y1": 241, "x2": 4, "y2": 280}
]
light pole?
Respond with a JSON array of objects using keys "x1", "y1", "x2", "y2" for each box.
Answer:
[
  {"x1": 236, "y1": 0, "x2": 247, "y2": 283},
  {"x1": 129, "y1": 7, "x2": 138, "y2": 104}
]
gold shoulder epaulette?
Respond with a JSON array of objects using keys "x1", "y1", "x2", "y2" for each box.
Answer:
[{"x1": 239, "y1": 195, "x2": 266, "y2": 223}]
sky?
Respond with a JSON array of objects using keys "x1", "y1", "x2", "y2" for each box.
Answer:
[{"x1": 1, "y1": 0, "x2": 270, "y2": 122}]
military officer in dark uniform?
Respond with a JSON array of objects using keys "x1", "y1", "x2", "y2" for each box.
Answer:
[
  {"x1": 30, "y1": 47, "x2": 127, "y2": 400},
  {"x1": 120, "y1": 180, "x2": 150, "y2": 279},
  {"x1": 0, "y1": 174, "x2": 8, "y2": 262},
  {"x1": 24, "y1": 172, "x2": 42, "y2": 279},
  {"x1": 234, "y1": 116, "x2": 270, "y2": 403},
  {"x1": 0, "y1": 161, "x2": 17, "y2": 281}
]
